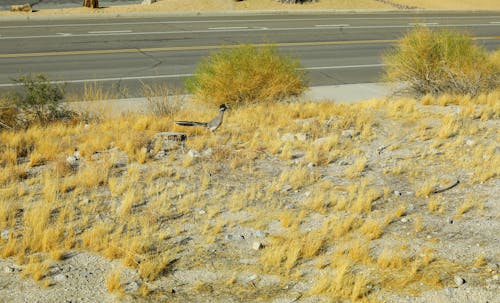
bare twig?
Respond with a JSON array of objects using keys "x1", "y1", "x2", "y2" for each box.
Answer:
[
  {"x1": 433, "y1": 179, "x2": 460, "y2": 194},
  {"x1": 0, "y1": 120, "x2": 12, "y2": 129}
]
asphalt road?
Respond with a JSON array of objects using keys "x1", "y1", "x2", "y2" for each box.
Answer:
[{"x1": 0, "y1": 11, "x2": 499, "y2": 97}]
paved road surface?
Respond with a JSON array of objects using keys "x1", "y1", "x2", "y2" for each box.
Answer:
[{"x1": 0, "y1": 11, "x2": 499, "y2": 97}]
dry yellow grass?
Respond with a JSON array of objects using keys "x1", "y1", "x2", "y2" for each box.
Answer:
[
  {"x1": 0, "y1": 0, "x2": 391, "y2": 16},
  {"x1": 395, "y1": 0, "x2": 500, "y2": 10},
  {"x1": 0, "y1": 91, "x2": 497, "y2": 302}
]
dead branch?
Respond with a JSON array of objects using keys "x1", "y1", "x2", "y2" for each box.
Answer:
[{"x1": 433, "y1": 179, "x2": 460, "y2": 194}]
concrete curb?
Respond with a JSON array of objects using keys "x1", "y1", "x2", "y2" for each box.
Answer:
[{"x1": 66, "y1": 83, "x2": 392, "y2": 116}]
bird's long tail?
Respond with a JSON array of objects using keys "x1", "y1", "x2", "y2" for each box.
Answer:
[{"x1": 175, "y1": 121, "x2": 207, "y2": 127}]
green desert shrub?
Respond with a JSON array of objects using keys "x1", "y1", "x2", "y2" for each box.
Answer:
[
  {"x1": 383, "y1": 27, "x2": 499, "y2": 97},
  {"x1": 9, "y1": 74, "x2": 72, "y2": 126},
  {"x1": 186, "y1": 44, "x2": 308, "y2": 107}
]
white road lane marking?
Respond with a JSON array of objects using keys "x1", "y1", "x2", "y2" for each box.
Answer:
[
  {"x1": 0, "y1": 16, "x2": 499, "y2": 29},
  {"x1": 1, "y1": 23, "x2": 497, "y2": 40},
  {"x1": 88, "y1": 30, "x2": 132, "y2": 34},
  {"x1": 0, "y1": 64, "x2": 385, "y2": 87},
  {"x1": 208, "y1": 26, "x2": 248, "y2": 30},
  {"x1": 300, "y1": 64, "x2": 384, "y2": 70},
  {"x1": 315, "y1": 24, "x2": 350, "y2": 27},
  {"x1": 408, "y1": 22, "x2": 439, "y2": 26}
]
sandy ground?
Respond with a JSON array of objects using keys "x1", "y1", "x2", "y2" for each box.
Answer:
[
  {"x1": 1, "y1": 0, "x2": 499, "y2": 17},
  {"x1": 0, "y1": 94, "x2": 498, "y2": 302}
]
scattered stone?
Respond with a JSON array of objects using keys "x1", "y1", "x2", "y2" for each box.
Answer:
[
  {"x1": 400, "y1": 217, "x2": 409, "y2": 223},
  {"x1": 125, "y1": 281, "x2": 140, "y2": 293},
  {"x1": 148, "y1": 132, "x2": 186, "y2": 153},
  {"x1": 492, "y1": 275, "x2": 499, "y2": 280},
  {"x1": 202, "y1": 148, "x2": 213, "y2": 157},
  {"x1": 198, "y1": 209, "x2": 206, "y2": 215},
  {"x1": 255, "y1": 230, "x2": 267, "y2": 238},
  {"x1": 53, "y1": 274, "x2": 67, "y2": 283},
  {"x1": 142, "y1": 0, "x2": 157, "y2": 4},
  {"x1": 447, "y1": 217, "x2": 454, "y2": 224},
  {"x1": 252, "y1": 241, "x2": 263, "y2": 250},
  {"x1": 487, "y1": 263, "x2": 499, "y2": 270},
  {"x1": 280, "y1": 133, "x2": 296, "y2": 142},
  {"x1": 393, "y1": 190, "x2": 402, "y2": 196},
  {"x1": 1, "y1": 229, "x2": 10, "y2": 240},
  {"x1": 187, "y1": 149, "x2": 201, "y2": 158},
  {"x1": 307, "y1": 162, "x2": 316, "y2": 168},
  {"x1": 66, "y1": 155, "x2": 80, "y2": 169},
  {"x1": 341, "y1": 129, "x2": 360, "y2": 139},
  {"x1": 377, "y1": 145, "x2": 389, "y2": 154},
  {"x1": 295, "y1": 133, "x2": 309, "y2": 142},
  {"x1": 10, "y1": 3, "x2": 31, "y2": 12},
  {"x1": 225, "y1": 234, "x2": 233, "y2": 240},
  {"x1": 304, "y1": 191, "x2": 311, "y2": 197},
  {"x1": 454, "y1": 275, "x2": 466, "y2": 287},
  {"x1": 280, "y1": 132, "x2": 309, "y2": 142},
  {"x1": 338, "y1": 158, "x2": 351, "y2": 166},
  {"x1": 465, "y1": 139, "x2": 476, "y2": 146},
  {"x1": 291, "y1": 151, "x2": 305, "y2": 159},
  {"x1": 281, "y1": 184, "x2": 293, "y2": 193},
  {"x1": 4, "y1": 265, "x2": 21, "y2": 273}
]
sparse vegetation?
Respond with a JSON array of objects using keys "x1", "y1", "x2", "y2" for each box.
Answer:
[
  {"x1": 383, "y1": 27, "x2": 499, "y2": 97},
  {"x1": 186, "y1": 44, "x2": 307, "y2": 107},
  {"x1": 0, "y1": 85, "x2": 498, "y2": 301}
]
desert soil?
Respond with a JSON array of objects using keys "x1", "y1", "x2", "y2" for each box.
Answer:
[
  {"x1": 0, "y1": 93, "x2": 498, "y2": 303},
  {"x1": 1, "y1": 0, "x2": 499, "y2": 16}
]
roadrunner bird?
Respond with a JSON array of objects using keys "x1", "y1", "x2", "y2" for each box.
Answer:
[{"x1": 175, "y1": 104, "x2": 227, "y2": 132}]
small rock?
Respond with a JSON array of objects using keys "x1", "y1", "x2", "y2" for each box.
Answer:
[
  {"x1": 66, "y1": 155, "x2": 79, "y2": 168},
  {"x1": 53, "y1": 274, "x2": 67, "y2": 283},
  {"x1": 338, "y1": 158, "x2": 351, "y2": 166},
  {"x1": 280, "y1": 133, "x2": 309, "y2": 142},
  {"x1": 280, "y1": 133, "x2": 296, "y2": 142},
  {"x1": 487, "y1": 263, "x2": 499, "y2": 270},
  {"x1": 447, "y1": 217, "x2": 454, "y2": 224},
  {"x1": 281, "y1": 184, "x2": 293, "y2": 193},
  {"x1": 454, "y1": 275, "x2": 466, "y2": 286},
  {"x1": 304, "y1": 191, "x2": 311, "y2": 197},
  {"x1": 492, "y1": 275, "x2": 499, "y2": 280},
  {"x1": 295, "y1": 133, "x2": 309, "y2": 142},
  {"x1": 125, "y1": 281, "x2": 140, "y2": 293},
  {"x1": 225, "y1": 234, "x2": 233, "y2": 240},
  {"x1": 198, "y1": 209, "x2": 206, "y2": 215},
  {"x1": 187, "y1": 149, "x2": 200, "y2": 158},
  {"x1": 202, "y1": 148, "x2": 213, "y2": 156},
  {"x1": 255, "y1": 230, "x2": 267, "y2": 238},
  {"x1": 142, "y1": 0, "x2": 157, "y2": 4},
  {"x1": 393, "y1": 190, "x2": 402, "y2": 196},
  {"x1": 426, "y1": 235, "x2": 432, "y2": 239},
  {"x1": 1, "y1": 229, "x2": 10, "y2": 240},
  {"x1": 307, "y1": 162, "x2": 316, "y2": 168},
  {"x1": 465, "y1": 139, "x2": 475, "y2": 146},
  {"x1": 252, "y1": 241, "x2": 263, "y2": 250},
  {"x1": 341, "y1": 129, "x2": 360, "y2": 139},
  {"x1": 400, "y1": 218, "x2": 408, "y2": 223},
  {"x1": 3, "y1": 265, "x2": 21, "y2": 273}
]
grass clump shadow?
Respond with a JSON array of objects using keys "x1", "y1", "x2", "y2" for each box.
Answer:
[{"x1": 186, "y1": 44, "x2": 308, "y2": 107}]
